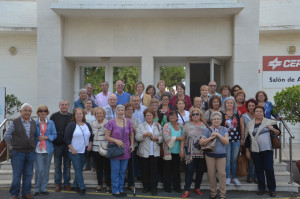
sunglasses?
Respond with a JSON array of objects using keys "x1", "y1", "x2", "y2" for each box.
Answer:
[
  {"x1": 192, "y1": 113, "x2": 200, "y2": 116},
  {"x1": 38, "y1": 110, "x2": 48, "y2": 113}
]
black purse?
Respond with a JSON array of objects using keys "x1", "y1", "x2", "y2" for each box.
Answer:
[{"x1": 107, "y1": 119, "x2": 125, "y2": 158}]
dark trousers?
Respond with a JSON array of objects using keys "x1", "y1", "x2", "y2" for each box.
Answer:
[
  {"x1": 140, "y1": 156, "x2": 159, "y2": 191},
  {"x1": 184, "y1": 158, "x2": 206, "y2": 191},
  {"x1": 92, "y1": 151, "x2": 111, "y2": 186},
  {"x1": 251, "y1": 150, "x2": 276, "y2": 192},
  {"x1": 163, "y1": 154, "x2": 181, "y2": 191}
]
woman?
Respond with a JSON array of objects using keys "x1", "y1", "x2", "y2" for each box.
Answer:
[
  {"x1": 64, "y1": 108, "x2": 93, "y2": 195},
  {"x1": 181, "y1": 108, "x2": 207, "y2": 198},
  {"x1": 200, "y1": 111, "x2": 229, "y2": 199},
  {"x1": 235, "y1": 90, "x2": 247, "y2": 114},
  {"x1": 231, "y1": 85, "x2": 242, "y2": 97},
  {"x1": 154, "y1": 80, "x2": 172, "y2": 102},
  {"x1": 203, "y1": 95, "x2": 222, "y2": 126},
  {"x1": 34, "y1": 105, "x2": 57, "y2": 196},
  {"x1": 162, "y1": 110, "x2": 184, "y2": 193},
  {"x1": 146, "y1": 85, "x2": 156, "y2": 98},
  {"x1": 244, "y1": 105, "x2": 280, "y2": 197},
  {"x1": 124, "y1": 103, "x2": 140, "y2": 192},
  {"x1": 221, "y1": 97, "x2": 244, "y2": 186},
  {"x1": 158, "y1": 92, "x2": 176, "y2": 119},
  {"x1": 170, "y1": 82, "x2": 192, "y2": 111},
  {"x1": 200, "y1": 85, "x2": 210, "y2": 111},
  {"x1": 255, "y1": 91, "x2": 280, "y2": 120},
  {"x1": 105, "y1": 104, "x2": 135, "y2": 197},
  {"x1": 220, "y1": 85, "x2": 231, "y2": 104},
  {"x1": 176, "y1": 99, "x2": 190, "y2": 124},
  {"x1": 83, "y1": 99, "x2": 96, "y2": 171},
  {"x1": 243, "y1": 99, "x2": 258, "y2": 183},
  {"x1": 136, "y1": 109, "x2": 163, "y2": 196},
  {"x1": 130, "y1": 81, "x2": 152, "y2": 108},
  {"x1": 91, "y1": 107, "x2": 111, "y2": 192},
  {"x1": 151, "y1": 98, "x2": 168, "y2": 126}
]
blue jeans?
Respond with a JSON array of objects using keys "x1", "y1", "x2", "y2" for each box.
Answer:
[
  {"x1": 110, "y1": 159, "x2": 128, "y2": 194},
  {"x1": 54, "y1": 145, "x2": 71, "y2": 186},
  {"x1": 248, "y1": 157, "x2": 256, "y2": 178},
  {"x1": 252, "y1": 150, "x2": 276, "y2": 192},
  {"x1": 68, "y1": 152, "x2": 86, "y2": 190},
  {"x1": 10, "y1": 150, "x2": 35, "y2": 197},
  {"x1": 226, "y1": 141, "x2": 240, "y2": 178},
  {"x1": 34, "y1": 153, "x2": 53, "y2": 192}
]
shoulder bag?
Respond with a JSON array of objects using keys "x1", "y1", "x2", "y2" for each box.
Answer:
[
  {"x1": 77, "y1": 123, "x2": 91, "y2": 158},
  {"x1": 107, "y1": 119, "x2": 125, "y2": 158},
  {"x1": 270, "y1": 128, "x2": 281, "y2": 149},
  {"x1": 201, "y1": 124, "x2": 217, "y2": 152}
]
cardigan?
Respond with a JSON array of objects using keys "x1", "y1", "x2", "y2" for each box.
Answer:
[{"x1": 64, "y1": 121, "x2": 93, "y2": 146}]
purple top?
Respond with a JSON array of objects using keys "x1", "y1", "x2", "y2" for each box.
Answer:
[{"x1": 105, "y1": 118, "x2": 133, "y2": 160}]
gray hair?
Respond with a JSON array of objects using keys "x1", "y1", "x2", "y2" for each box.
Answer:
[
  {"x1": 210, "y1": 111, "x2": 222, "y2": 121},
  {"x1": 108, "y1": 93, "x2": 117, "y2": 99},
  {"x1": 116, "y1": 104, "x2": 125, "y2": 111},
  {"x1": 59, "y1": 100, "x2": 69, "y2": 106},
  {"x1": 85, "y1": 83, "x2": 93, "y2": 88},
  {"x1": 221, "y1": 96, "x2": 238, "y2": 114},
  {"x1": 78, "y1": 88, "x2": 87, "y2": 95},
  {"x1": 100, "y1": 81, "x2": 109, "y2": 86},
  {"x1": 21, "y1": 103, "x2": 32, "y2": 110}
]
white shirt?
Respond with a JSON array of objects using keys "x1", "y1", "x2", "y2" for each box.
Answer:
[
  {"x1": 85, "y1": 111, "x2": 96, "y2": 125},
  {"x1": 132, "y1": 105, "x2": 147, "y2": 124},
  {"x1": 70, "y1": 124, "x2": 91, "y2": 153},
  {"x1": 147, "y1": 123, "x2": 155, "y2": 156},
  {"x1": 177, "y1": 110, "x2": 190, "y2": 124},
  {"x1": 35, "y1": 118, "x2": 48, "y2": 153}
]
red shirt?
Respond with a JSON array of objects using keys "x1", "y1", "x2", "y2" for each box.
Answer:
[
  {"x1": 237, "y1": 103, "x2": 247, "y2": 114},
  {"x1": 170, "y1": 95, "x2": 192, "y2": 111}
]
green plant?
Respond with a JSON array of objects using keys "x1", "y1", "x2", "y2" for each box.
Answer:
[
  {"x1": 273, "y1": 85, "x2": 300, "y2": 125},
  {"x1": 5, "y1": 94, "x2": 22, "y2": 116}
]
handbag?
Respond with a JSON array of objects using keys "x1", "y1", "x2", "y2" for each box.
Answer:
[
  {"x1": 270, "y1": 130, "x2": 281, "y2": 149},
  {"x1": 107, "y1": 119, "x2": 125, "y2": 158},
  {"x1": 236, "y1": 150, "x2": 249, "y2": 177},
  {"x1": 201, "y1": 126, "x2": 216, "y2": 152}
]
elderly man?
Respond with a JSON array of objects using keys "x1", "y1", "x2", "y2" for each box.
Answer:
[
  {"x1": 190, "y1": 96, "x2": 205, "y2": 113},
  {"x1": 4, "y1": 103, "x2": 37, "y2": 199},
  {"x1": 208, "y1": 81, "x2": 222, "y2": 97},
  {"x1": 115, "y1": 80, "x2": 131, "y2": 105},
  {"x1": 132, "y1": 94, "x2": 147, "y2": 124},
  {"x1": 104, "y1": 93, "x2": 118, "y2": 121},
  {"x1": 73, "y1": 88, "x2": 97, "y2": 110},
  {"x1": 95, "y1": 81, "x2": 111, "y2": 107},
  {"x1": 85, "y1": 83, "x2": 96, "y2": 101},
  {"x1": 50, "y1": 100, "x2": 72, "y2": 192}
]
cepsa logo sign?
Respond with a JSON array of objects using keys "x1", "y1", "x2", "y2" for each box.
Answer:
[{"x1": 263, "y1": 56, "x2": 300, "y2": 71}]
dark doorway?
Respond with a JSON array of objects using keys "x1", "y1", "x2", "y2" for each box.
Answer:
[{"x1": 190, "y1": 63, "x2": 210, "y2": 100}]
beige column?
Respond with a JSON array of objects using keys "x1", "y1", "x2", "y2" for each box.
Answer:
[{"x1": 141, "y1": 56, "x2": 154, "y2": 87}]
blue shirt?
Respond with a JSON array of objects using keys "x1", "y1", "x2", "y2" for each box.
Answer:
[
  {"x1": 73, "y1": 98, "x2": 97, "y2": 110},
  {"x1": 115, "y1": 91, "x2": 131, "y2": 105},
  {"x1": 170, "y1": 123, "x2": 181, "y2": 154},
  {"x1": 264, "y1": 101, "x2": 278, "y2": 119},
  {"x1": 4, "y1": 117, "x2": 32, "y2": 145}
]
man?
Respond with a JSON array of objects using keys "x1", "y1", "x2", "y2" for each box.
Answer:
[
  {"x1": 104, "y1": 93, "x2": 118, "y2": 121},
  {"x1": 132, "y1": 94, "x2": 147, "y2": 124},
  {"x1": 115, "y1": 80, "x2": 131, "y2": 105},
  {"x1": 208, "y1": 81, "x2": 222, "y2": 97},
  {"x1": 95, "y1": 81, "x2": 111, "y2": 107},
  {"x1": 73, "y1": 88, "x2": 97, "y2": 110},
  {"x1": 130, "y1": 81, "x2": 151, "y2": 108},
  {"x1": 190, "y1": 96, "x2": 205, "y2": 113},
  {"x1": 50, "y1": 100, "x2": 72, "y2": 192},
  {"x1": 4, "y1": 103, "x2": 37, "y2": 199},
  {"x1": 85, "y1": 83, "x2": 96, "y2": 101}
]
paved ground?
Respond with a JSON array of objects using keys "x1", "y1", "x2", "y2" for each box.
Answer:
[{"x1": 1, "y1": 188, "x2": 299, "y2": 199}]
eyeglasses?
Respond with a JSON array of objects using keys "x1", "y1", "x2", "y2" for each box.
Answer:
[
  {"x1": 38, "y1": 110, "x2": 48, "y2": 113},
  {"x1": 209, "y1": 85, "x2": 216, "y2": 87},
  {"x1": 192, "y1": 113, "x2": 200, "y2": 116},
  {"x1": 212, "y1": 118, "x2": 221, "y2": 121},
  {"x1": 117, "y1": 85, "x2": 124, "y2": 87}
]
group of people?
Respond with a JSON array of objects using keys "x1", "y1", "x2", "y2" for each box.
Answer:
[{"x1": 4, "y1": 79, "x2": 281, "y2": 199}]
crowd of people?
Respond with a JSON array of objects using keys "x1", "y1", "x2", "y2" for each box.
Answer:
[{"x1": 4, "y1": 79, "x2": 281, "y2": 199}]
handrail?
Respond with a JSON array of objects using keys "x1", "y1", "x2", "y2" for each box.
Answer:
[
  {"x1": 279, "y1": 118, "x2": 295, "y2": 139},
  {"x1": 0, "y1": 119, "x2": 7, "y2": 129}
]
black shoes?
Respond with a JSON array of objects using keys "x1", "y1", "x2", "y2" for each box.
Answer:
[
  {"x1": 142, "y1": 188, "x2": 150, "y2": 193},
  {"x1": 112, "y1": 193, "x2": 122, "y2": 197},
  {"x1": 40, "y1": 191, "x2": 49, "y2": 195},
  {"x1": 210, "y1": 195, "x2": 217, "y2": 199},
  {"x1": 33, "y1": 192, "x2": 39, "y2": 196},
  {"x1": 270, "y1": 192, "x2": 276, "y2": 197},
  {"x1": 79, "y1": 189, "x2": 86, "y2": 196},
  {"x1": 256, "y1": 190, "x2": 265, "y2": 195},
  {"x1": 152, "y1": 190, "x2": 157, "y2": 196}
]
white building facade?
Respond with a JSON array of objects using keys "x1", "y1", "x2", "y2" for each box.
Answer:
[{"x1": 0, "y1": 0, "x2": 299, "y2": 140}]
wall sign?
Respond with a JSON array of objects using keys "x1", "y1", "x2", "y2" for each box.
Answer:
[{"x1": 263, "y1": 56, "x2": 300, "y2": 88}]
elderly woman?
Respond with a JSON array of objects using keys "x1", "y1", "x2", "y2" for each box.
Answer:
[
  {"x1": 235, "y1": 90, "x2": 247, "y2": 114},
  {"x1": 73, "y1": 88, "x2": 97, "y2": 111},
  {"x1": 200, "y1": 111, "x2": 229, "y2": 199},
  {"x1": 220, "y1": 85, "x2": 231, "y2": 104},
  {"x1": 181, "y1": 108, "x2": 207, "y2": 198},
  {"x1": 34, "y1": 105, "x2": 57, "y2": 196},
  {"x1": 255, "y1": 91, "x2": 280, "y2": 120},
  {"x1": 130, "y1": 81, "x2": 152, "y2": 108},
  {"x1": 162, "y1": 110, "x2": 184, "y2": 194},
  {"x1": 200, "y1": 85, "x2": 210, "y2": 111},
  {"x1": 221, "y1": 97, "x2": 244, "y2": 186},
  {"x1": 146, "y1": 85, "x2": 156, "y2": 98},
  {"x1": 176, "y1": 99, "x2": 190, "y2": 124},
  {"x1": 91, "y1": 107, "x2": 111, "y2": 192},
  {"x1": 231, "y1": 85, "x2": 242, "y2": 97},
  {"x1": 151, "y1": 98, "x2": 168, "y2": 126},
  {"x1": 105, "y1": 104, "x2": 134, "y2": 197},
  {"x1": 64, "y1": 108, "x2": 93, "y2": 195},
  {"x1": 244, "y1": 105, "x2": 280, "y2": 197},
  {"x1": 203, "y1": 95, "x2": 222, "y2": 126},
  {"x1": 136, "y1": 109, "x2": 163, "y2": 196},
  {"x1": 170, "y1": 82, "x2": 192, "y2": 111},
  {"x1": 154, "y1": 80, "x2": 172, "y2": 102},
  {"x1": 158, "y1": 92, "x2": 176, "y2": 118},
  {"x1": 243, "y1": 99, "x2": 258, "y2": 183}
]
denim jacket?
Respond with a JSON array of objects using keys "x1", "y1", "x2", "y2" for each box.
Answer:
[{"x1": 35, "y1": 118, "x2": 57, "y2": 154}]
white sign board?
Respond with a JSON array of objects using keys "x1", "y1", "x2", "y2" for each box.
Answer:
[{"x1": 0, "y1": 87, "x2": 5, "y2": 126}]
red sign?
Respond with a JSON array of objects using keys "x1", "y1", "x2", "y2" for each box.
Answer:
[{"x1": 263, "y1": 56, "x2": 300, "y2": 71}]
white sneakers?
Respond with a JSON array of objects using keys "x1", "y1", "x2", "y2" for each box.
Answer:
[{"x1": 226, "y1": 178, "x2": 242, "y2": 186}]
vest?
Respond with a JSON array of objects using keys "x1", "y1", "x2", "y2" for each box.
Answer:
[{"x1": 11, "y1": 117, "x2": 36, "y2": 152}]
